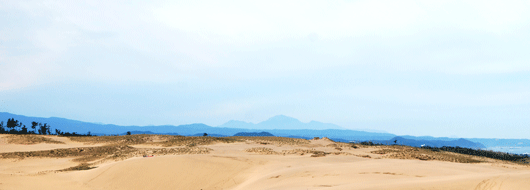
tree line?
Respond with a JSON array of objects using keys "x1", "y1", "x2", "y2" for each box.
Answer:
[
  {"x1": 357, "y1": 140, "x2": 529, "y2": 163},
  {"x1": 421, "y1": 146, "x2": 529, "y2": 163},
  {"x1": 0, "y1": 118, "x2": 92, "y2": 136}
]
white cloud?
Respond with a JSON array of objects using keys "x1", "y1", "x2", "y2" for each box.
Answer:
[
  {"x1": 0, "y1": 52, "x2": 61, "y2": 91},
  {"x1": 153, "y1": 1, "x2": 423, "y2": 42},
  {"x1": 2, "y1": 0, "x2": 529, "y2": 90},
  {"x1": 448, "y1": 62, "x2": 530, "y2": 75},
  {"x1": 153, "y1": 1, "x2": 530, "y2": 40}
]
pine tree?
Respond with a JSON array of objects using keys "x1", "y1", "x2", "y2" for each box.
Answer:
[
  {"x1": 21, "y1": 125, "x2": 28, "y2": 134},
  {"x1": 7, "y1": 118, "x2": 19, "y2": 133},
  {"x1": 31, "y1": 122, "x2": 38, "y2": 134},
  {"x1": 0, "y1": 121, "x2": 4, "y2": 133},
  {"x1": 38, "y1": 123, "x2": 48, "y2": 135}
]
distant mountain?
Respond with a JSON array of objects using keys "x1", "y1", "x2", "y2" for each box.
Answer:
[
  {"x1": 356, "y1": 129, "x2": 389, "y2": 133},
  {"x1": 123, "y1": 131, "x2": 157, "y2": 135},
  {"x1": 120, "y1": 131, "x2": 180, "y2": 136},
  {"x1": 0, "y1": 112, "x2": 210, "y2": 135},
  {"x1": 190, "y1": 133, "x2": 228, "y2": 137},
  {"x1": 233, "y1": 132, "x2": 274, "y2": 137},
  {"x1": 218, "y1": 115, "x2": 344, "y2": 130},
  {"x1": 218, "y1": 120, "x2": 254, "y2": 129},
  {"x1": 399, "y1": 135, "x2": 459, "y2": 141},
  {"x1": 372, "y1": 136, "x2": 486, "y2": 149},
  {"x1": 0, "y1": 112, "x2": 505, "y2": 152},
  {"x1": 0, "y1": 112, "x2": 393, "y2": 140},
  {"x1": 257, "y1": 115, "x2": 301, "y2": 129}
]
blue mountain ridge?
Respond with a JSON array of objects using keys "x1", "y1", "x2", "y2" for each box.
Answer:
[
  {"x1": 0, "y1": 112, "x2": 496, "y2": 150},
  {"x1": 218, "y1": 115, "x2": 345, "y2": 130},
  {"x1": 0, "y1": 112, "x2": 391, "y2": 138},
  {"x1": 233, "y1": 132, "x2": 274, "y2": 137}
]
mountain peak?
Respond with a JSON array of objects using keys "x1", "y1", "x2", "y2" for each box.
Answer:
[
  {"x1": 217, "y1": 115, "x2": 346, "y2": 130},
  {"x1": 218, "y1": 120, "x2": 253, "y2": 129},
  {"x1": 262, "y1": 115, "x2": 301, "y2": 123},
  {"x1": 224, "y1": 120, "x2": 253, "y2": 124}
]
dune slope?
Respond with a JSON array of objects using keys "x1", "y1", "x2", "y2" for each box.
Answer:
[{"x1": 1, "y1": 135, "x2": 529, "y2": 190}]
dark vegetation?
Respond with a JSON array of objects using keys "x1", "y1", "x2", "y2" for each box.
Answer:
[
  {"x1": 421, "y1": 146, "x2": 529, "y2": 163},
  {"x1": 0, "y1": 118, "x2": 92, "y2": 136},
  {"x1": 354, "y1": 136, "x2": 485, "y2": 149},
  {"x1": 59, "y1": 163, "x2": 96, "y2": 171},
  {"x1": 359, "y1": 141, "x2": 383, "y2": 146},
  {"x1": 0, "y1": 118, "x2": 50, "y2": 135},
  {"x1": 358, "y1": 140, "x2": 529, "y2": 164},
  {"x1": 233, "y1": 131, "x2": 274, "y2": 137}
]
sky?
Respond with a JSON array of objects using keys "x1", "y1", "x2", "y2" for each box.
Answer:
[{"x1": 1, "y1": 1, "x2": 529, "y2": 138}]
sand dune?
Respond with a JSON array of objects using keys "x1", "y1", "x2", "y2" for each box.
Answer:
[
  {"x1": 0, "y1": 134, "x2": 104, "y2": 153},
  {"x1": 1, "y1": 135, "x2": 529, "y2": 190},
  {"x1": 80, "y1": 155, "x2": 255, "y2": 190}
]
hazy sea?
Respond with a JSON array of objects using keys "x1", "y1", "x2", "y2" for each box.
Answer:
[{"x1": 486, "y1": 146, "x2": 530, "y2": 155}]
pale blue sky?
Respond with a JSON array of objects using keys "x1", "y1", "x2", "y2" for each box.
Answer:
[{"x1": 1, "y1": 1, "x2": 529, "y2": 138}]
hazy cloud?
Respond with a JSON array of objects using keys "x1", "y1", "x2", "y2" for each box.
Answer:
[{"x1": 1, "y1": 0, "x2": 530, "y2": 138}]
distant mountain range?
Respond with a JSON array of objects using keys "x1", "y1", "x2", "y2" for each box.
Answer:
[
  {"x1": 0, "y1": 112, "x2": 394, "y2": 141},
  {"x1": 218, "y1": 115, "x2": 345, "y2": 130},
  {"x1": 8, "y1": 112, "x2": 528, "y2": 152},
  {"x1": 233, "y1": 132, "x2": 274, "y2": 137}
]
